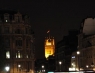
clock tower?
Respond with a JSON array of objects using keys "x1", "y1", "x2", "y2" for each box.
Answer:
[{"x1": 45, "y1": 36, "x2": 55, "y2": 58}]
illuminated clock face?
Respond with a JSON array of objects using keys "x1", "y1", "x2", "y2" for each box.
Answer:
[
  {"x1": 46, "y1": 40, "x2": 51, "y2": 45},
  {"x1": 46, "y1": 42, "x2": 51, "y2": 45}
]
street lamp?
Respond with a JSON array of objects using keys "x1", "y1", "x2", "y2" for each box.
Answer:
[
  {"x1": 77, "y1": 51, "x2": 80, "y2": 55},
  {"x1": 18, "y1": 64, "x2": 21, "y2": 71},
  {"x1": 5, "y1": 66, "x2": 10, "y2": 73},
  {"x1": 86, "y1": 65, "x2": 89, "y2": 68},
  {"x1": 42, "y1": 65, "x2": 44, "y2": 68},
  {"x1": 59, "y1": 61, "x2": 62, "y2": 71},
  {"x1": 42, "y1": 65, "x2": 44, "y2": 72},
  {"x1": 77, "y1": 51, "x2": 80, "y2": 71}
]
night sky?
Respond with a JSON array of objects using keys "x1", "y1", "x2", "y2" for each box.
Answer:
[{"x1": 0, "y1": 0, "x2": 95, "y2": 59}]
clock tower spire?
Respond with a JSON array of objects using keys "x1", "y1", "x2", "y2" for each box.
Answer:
[{"x1": 45, "y1": 30, "x2": 55, "y2": 58}]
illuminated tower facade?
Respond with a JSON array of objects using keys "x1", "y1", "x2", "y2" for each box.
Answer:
[{"x1": 45, "y1": 37, "x2": 55, "y2": 58}]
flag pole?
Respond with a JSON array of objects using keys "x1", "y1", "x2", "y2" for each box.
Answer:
[{"x1": 47, "y1": 30, "x2": 50, "y2": 39}]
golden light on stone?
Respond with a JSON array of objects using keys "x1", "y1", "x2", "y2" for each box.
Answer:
[{"x1": 45, "y1": 37, "x2": 55, "y2": 58}]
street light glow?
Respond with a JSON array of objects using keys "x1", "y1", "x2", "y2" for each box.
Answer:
[
  {"x1": 5, "y1": 66, "x2": 10, "y2": 72},
  {"x1": 77, "y1": 51, "x2": 80, "y2": 55},
  {"x1": 42, "y1": 65, "x2": 44, "y2": 68},
  {"x1": 18, "y1": 64, "x2": 21, "y2": 68},
  {"x1": 86, "y1": 65, "x2": 89, "y2": 68},
  {"x1": 59, "y1": 61, "x2": 62, "y2": 65},
  {"x1": 59, "y1": 61, "x2": 62, "y2": 71}
]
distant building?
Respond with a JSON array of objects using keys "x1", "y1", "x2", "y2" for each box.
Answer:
[
  {"x1": 35, "y1": 58, "x2": 47, "y2": 73},
  {"x1": 55, "y1": 29, "x2": 78, "y2": 71},
  {"x1": 44, "y1": 36, "x2": 55, "y2": 58},
  {"x1": 0, "y1": 10, "x2": 35, "y2": 73},
  {"x1": 35, "y1": 56, "x2": 56, "y2": 73},
  {"x1": 70, "y1": 51, "x2": 79, "y2": 71},
  {"x1": 47, "y1": 55, "x2": 56, "y2": 72}
]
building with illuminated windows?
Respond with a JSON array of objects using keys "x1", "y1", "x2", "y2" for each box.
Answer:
[
  {"x1": 44, "y1": 36, "x2": 55, "y2": 58},
  {"x1": 0, "y1": 10, "x2": 35, "y2": 73},
  {"x1": 70, "y1": 18, "x2": 95, "y2": 71},
  {"x1": 76, "y1": 18, "x2": 95, "y2": 71}
]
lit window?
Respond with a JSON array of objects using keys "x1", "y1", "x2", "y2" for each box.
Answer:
[
  {"x1": 26, "y1": 55, "x2": 28, "y2": 58},
  {"x1": 72, "y1": 56, "x2": 75, "y2": 58},
  {"x1": 16, "y1": 53, "x2": 17, "y2": 58},
  {"x1": 6, "y1": 20, "x2": 8, "y2": 22},
  {"x1": 16, "y1": 51, "x2": 22, "y2": 58},
  {"x1": 6, "y1": 51, "x2": 10, "y2": 59},
  {"x1": 18, "y1": 51, "x2": 21, "y2": 58}
]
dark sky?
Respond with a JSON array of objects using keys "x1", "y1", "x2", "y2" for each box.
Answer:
[{"x1": 0, "y1": 0, "x2": 95, "y2": 59}]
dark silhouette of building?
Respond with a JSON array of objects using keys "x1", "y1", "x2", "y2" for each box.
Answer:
[
  {"x1": 47, "y1": 55, "x2": 56, "y2": 72},
  {"x1": 35, "y1": 58, "x2": 48, "y2": 73},
  {"x1": 35, "y1": 55, "x2": 56, "y2": 73},
  {"x1": 55, "y1": 29, "x2": 79, "y2": 71},
  {"x1": 0, "y1": 10, "x2": 35, "y2": 73}
]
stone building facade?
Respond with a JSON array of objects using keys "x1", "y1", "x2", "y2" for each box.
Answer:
[
  {"x1": 77, "y1": 33, "x2": 95, "y2": 70},
  {"x1": 70, "y1": 18, "x2": 95, "y2": 71},
  {"x1": 0, "y1": 10, "x2": 35, "y2": 73}
]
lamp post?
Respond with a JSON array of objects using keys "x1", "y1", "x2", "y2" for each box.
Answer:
[
  {"x1": 59, "y1": 61, "x2": 62, "y2": 71},
  {"x1": 86, "y1": 65, "x2": 89, "y2": 69},
  {"x1": 42, "y1": 65, "x2": 44, "y2": 69},
  {"x1": 5, "y1": 66, "x2": 10, "y2": 73},
  {"x1": 77, "y1": 51, "x2": 80, "y2": 71},
  {"x1": 42, "y1": 65, "x2": 44, "y2": 73},
  {"x1": 18, "y1": 64, "x2": 21, "y2": 72}
]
